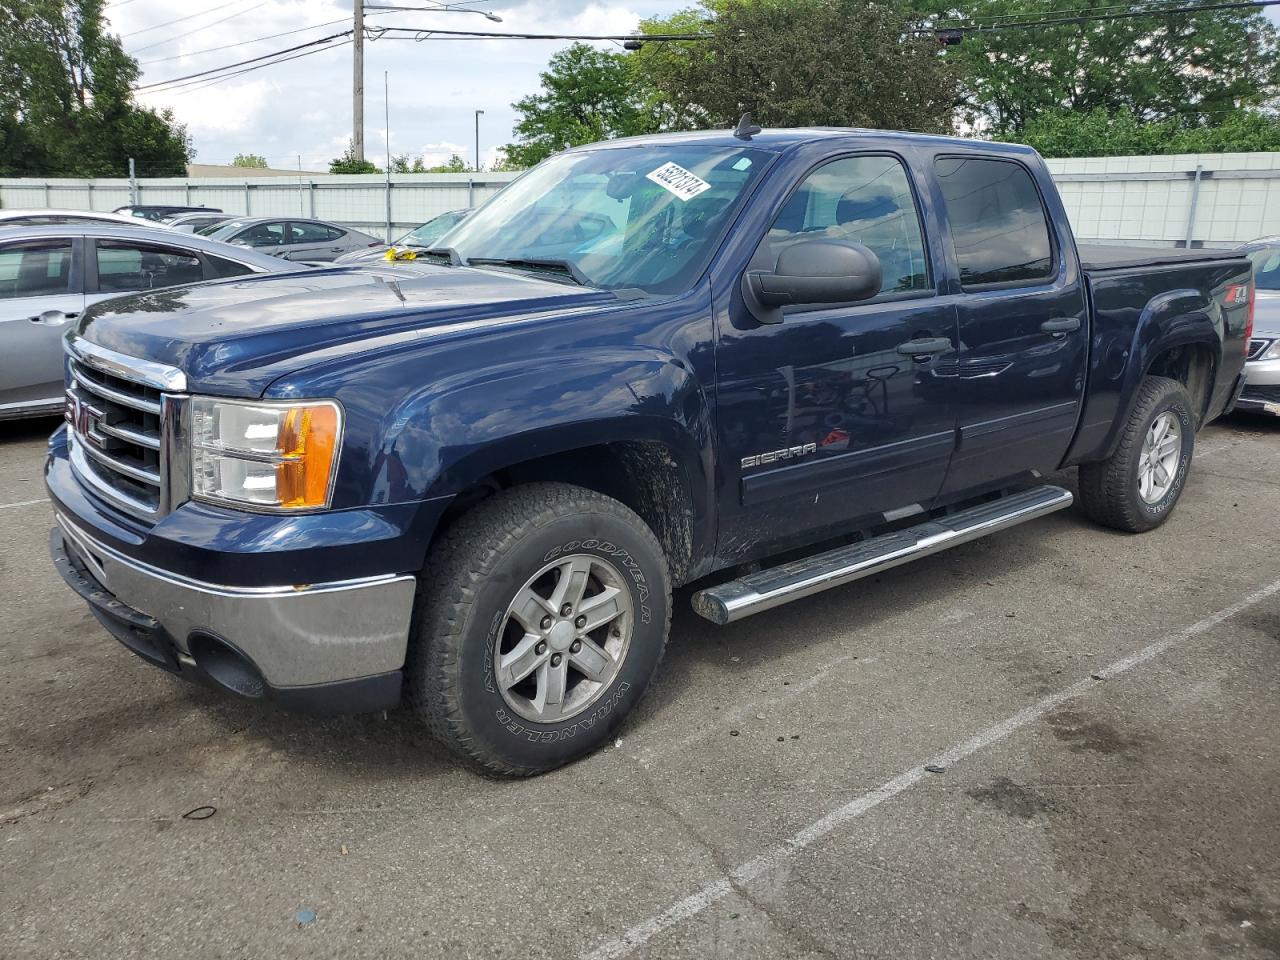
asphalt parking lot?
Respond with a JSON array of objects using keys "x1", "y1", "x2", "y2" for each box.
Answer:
[{"x1": 2, "y1": 413, "x2": 1278, "y2": 960}]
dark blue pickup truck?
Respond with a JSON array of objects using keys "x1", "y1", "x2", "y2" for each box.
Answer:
[{"x1": 47, "y1": 126, "x2": 1255, "y2": 775}]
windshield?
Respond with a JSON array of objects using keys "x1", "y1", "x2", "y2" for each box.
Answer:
[
  {"x1": 1246, "y1": 245, "x2": 1280, "y2": 291},
  {"x1": 208, "y1": 220, "x2": 252, "y2": 240},
  {"x1": 442, "y1": 144, "x2": 774, "y2": 294},
  {"x1": 399, "y1": 210, "x2": 469, "y2": 248}
]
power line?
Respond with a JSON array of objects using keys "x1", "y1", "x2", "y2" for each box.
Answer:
[
  {"x1": 135, "y1": 32, "x2": 349, "y2": 91},
  {"x1": 128, "y1": 3, "x2": 263, "y2": 54},
  {"x1": 136, "y1": 14, "x2": 394, "y2": 65},
  {"x1": 150, "y1": 40, "x2": 353, "y2": 96},
  {"x1": 119, "y1": 0, "x2": 246, "y2": 38}
]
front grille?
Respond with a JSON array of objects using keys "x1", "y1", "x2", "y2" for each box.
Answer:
[
  {"x1": 67, "y1": 358, "x2": 167, "y2": 517},
  {"x1": 1247, "y1": 338, "x2": 1273, "y2": 361}
]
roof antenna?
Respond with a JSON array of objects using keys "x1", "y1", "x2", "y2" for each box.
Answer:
[{"x1": 733, "y1": 112, "x2": 762, "y2": 140}]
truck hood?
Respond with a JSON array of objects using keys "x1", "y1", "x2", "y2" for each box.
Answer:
[{"x1": 76, "y1": 264, "x2": 617, "y2": 396}]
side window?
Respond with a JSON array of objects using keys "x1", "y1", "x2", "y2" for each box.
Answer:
[
  {"x1": 934, "y1": 157, "x2": 1054, "y2": 287},
  {"x1": 238, "y1": 222, "x2": 286, "y2": 247},
  {"x1": 0, "y1": 241, "x2": 74, "y2": 299},
  {"x1": 206, "y1": 255, "x2": 255, "y2": 279},
  {"x1": 289, "y1": 222, "x2": 333, "y2": 243},
  {"x1": 760, "y1": 155, "x2": 930, "y2": 297},
  {"x1": 96, "y1": 241, "x2": 203, "y2": 293},
  {"x1": 324, "y1": 226, "x2": 345, "y2": 241}
]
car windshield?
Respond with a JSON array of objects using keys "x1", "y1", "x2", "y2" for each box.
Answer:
[
  {"x1": 398, "y1": 211, "x2": 468, "y2": 248},
  {"x1": 1246, "y1": 245, "x2": 1280, "y2": 291},
  {"x1": 441, "y1": 144, "x2": 775, "y2": 294}
]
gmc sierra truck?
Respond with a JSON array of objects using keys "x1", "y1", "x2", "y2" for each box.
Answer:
[{"x1": 46, "y1": 126, "x2": 1255, "y2": 776}]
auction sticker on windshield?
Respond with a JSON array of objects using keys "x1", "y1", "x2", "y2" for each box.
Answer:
[{"x1": 646, "y1": 162, "x2": 712, "y2": 201}]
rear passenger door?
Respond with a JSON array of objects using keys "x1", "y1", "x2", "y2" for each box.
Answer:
[
  {"x1": 0, "y1": 238, "x2": 84, "y2": 410},
  {"x1": 930, "y1": 155, "x2": 1088, "y2": 498}
]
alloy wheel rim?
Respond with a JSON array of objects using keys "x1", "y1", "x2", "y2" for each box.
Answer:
[
  {"x1": 494, "y1": 553, "x2": 633, "y2": 724},
  {"x1": 1137, "y1": 411, "x2": 1182, "y2": 504}
]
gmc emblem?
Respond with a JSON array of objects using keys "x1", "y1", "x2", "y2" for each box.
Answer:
[{"x1": 72, "y1": 397, "x2": 107, "y2": 451}]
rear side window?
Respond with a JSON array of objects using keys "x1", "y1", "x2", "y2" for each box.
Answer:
[
  {"x1": 206, "y1": 255, "x2": 255, "y2": 278},
  {"x1": 934, "y1": 157, "x2": 1054, "y2": 287},
  {"x1": 0, "y1": 241, "x2": 73, "y2": 299},
  {"x1": 96, "y1": 241, "x2": 204, "y2": 292},
  {"x1": 290, "y1": 222, "x2": 339, "y2": 243}
]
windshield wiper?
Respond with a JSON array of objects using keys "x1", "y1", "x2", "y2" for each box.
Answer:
[{"x1": 467, "y1": 256, "x2": 591, "y2": 287}]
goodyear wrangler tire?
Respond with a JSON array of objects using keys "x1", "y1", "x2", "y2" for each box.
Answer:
[{"x1": 406, "y1": 482, "x2": 671, "y2": 776}]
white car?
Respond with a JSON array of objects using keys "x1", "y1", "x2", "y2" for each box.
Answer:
[
  {"x1": 0, "y1": 209, "x2": 145, "y2": 228},
  {"x1": 0, "y1": 224, "x2": 306, "y2": 421},
  {"x1": 1237, "y1": 238, "x2": 1280, "y2": 416}
]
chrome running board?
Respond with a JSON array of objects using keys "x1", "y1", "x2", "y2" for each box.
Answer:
[{"x1": 692, "y1": 485, "x2": 1074, "y2": 625}]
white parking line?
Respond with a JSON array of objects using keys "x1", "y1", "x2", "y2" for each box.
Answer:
[
  {"x1": 0, "y1": 498, "x2": 48, "y2": 510},
  {"x1": 581, "y1": 577, "x2": 1280, "y2": 960}
]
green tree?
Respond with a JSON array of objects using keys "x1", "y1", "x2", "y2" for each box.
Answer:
[
  {"x1": 425, "y1": 153, "x2": 468, "y2": 173},
  {"x1": 0, "y1": 0, "x2": 191, "y2": 176},
  {"x1": 635, "y1": 0, "x2": 956, "y2": 133},
  {"x1": 927, "y1": 0, "x2": 1280, "y2": 135},
  {"x1": 232, "y1": 153, "x2": 268, "y2": 168},
  {"x1": 503, "y1": 42, "x2": 661, "y2": 168},
  {"x1": 1002, "y1": 107, "x2": 1280, "y2": 158},
  {"x1": 329, "y1": 140, "x2": 379, "y2": 174}
]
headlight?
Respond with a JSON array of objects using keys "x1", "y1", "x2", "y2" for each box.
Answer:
[
  {"x1": 1263, "y1": 339, "x2": 1280, "y2": 361},
  {"x1": 190, "y1": 398, "x2": 342, "y2": 511}
]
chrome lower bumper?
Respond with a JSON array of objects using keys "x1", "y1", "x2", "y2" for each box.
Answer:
[{"x1": 54, "y1": 512, "x2": 417, "y2": 689}]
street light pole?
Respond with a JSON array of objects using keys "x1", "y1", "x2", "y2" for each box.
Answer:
[
  {"x1": 475, "y1": 109, "x2": 484, "y2": 173},
  {"x1": 353, "y1": 0, "x2": 364, "y2": 162}
]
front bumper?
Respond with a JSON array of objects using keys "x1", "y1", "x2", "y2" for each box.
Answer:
[
  {"x1": 1239, "y1": 356, "x2": 1280, "y2": 416},
  {"x1": 50, "y1": 514, "x2": 416, "y2": 715}
]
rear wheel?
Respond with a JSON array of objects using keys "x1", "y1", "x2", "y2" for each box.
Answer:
[
  {"x1": 1078, "y1": 375, "x2": 1195, "y2": 533},
  {"x1": 406, "y1": 482, "x2": 671, "y2": 776}
]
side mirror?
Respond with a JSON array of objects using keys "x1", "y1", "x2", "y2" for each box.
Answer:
[{"x1": 742, "y1": 239, "x2": 882, "y2": 324}]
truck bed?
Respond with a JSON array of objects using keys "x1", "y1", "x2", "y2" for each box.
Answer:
[{"x1": 1077, "y1": 242, "x2": 1245, "y2": 272}]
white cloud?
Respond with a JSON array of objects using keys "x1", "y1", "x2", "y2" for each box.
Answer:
[{"x1": 106, "y1": 0, "x2": 691, "y2": 172}]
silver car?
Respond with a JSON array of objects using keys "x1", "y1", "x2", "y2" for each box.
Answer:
[
  {"x1": 333, "y1": 209, "x2": 472, "y2": 264},
  {"x1": 1238, "y1": 238, "x2": 1280, "y2": 416},
  {"x1": 0, "y1": 224, "x2": 303, "y2": 421},
  {"x1": 166, "y1": 213, "x2": 234, "y2": 234},
  {"x1": 205, "y1": 217, "x2": 382, "y2": 262},
  {"x1": 0, "y1": 209, "x2": 144, "y2": 228}
]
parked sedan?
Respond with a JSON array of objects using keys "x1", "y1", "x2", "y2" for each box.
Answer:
[
  {"x1": 0, "y1": 225, "x2": 303, "y2": 421},
  {"x1": 166, "y1": 212, "x2": 234, "y2": 234},
  {"x1": 0, "y1": 209, "x2": 144, "y2": 228},
  {"x1": 1237, "y1": 238, "x2": 1280, "y2": 416},
  {"x1": 333, "y1": 208, "x2": 472, "y2": 263},
  {"x1": 205, "y1": 217, "x2": 382, "y2": 262}
]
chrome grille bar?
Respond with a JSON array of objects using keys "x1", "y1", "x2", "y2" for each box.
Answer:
[{"x1": 64, "y1": 336, "x2": 187, "y2": 521}]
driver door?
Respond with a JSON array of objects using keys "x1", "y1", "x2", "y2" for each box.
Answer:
[{"x1": 715, "y1": 153, "x2": 959, "y2": 563}]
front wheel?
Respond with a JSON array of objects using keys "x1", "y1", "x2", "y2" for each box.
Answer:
[
  {"x1": 1078, "y1": 375, "x2": 1195, "y2": 533},
  {"x1": 406, "y1": 483, "x2": 671, "y2": 776}
]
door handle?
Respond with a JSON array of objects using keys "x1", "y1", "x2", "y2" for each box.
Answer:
[
  {"x1": 1041, "y1": 317, "x2": 1081, "y2": 337},
  {"x1": 28, "y1": 310, "x2": 78, "y2": 326},
  {"x1": 896, "y1": 337, "x2": 952, "y2": 357}
]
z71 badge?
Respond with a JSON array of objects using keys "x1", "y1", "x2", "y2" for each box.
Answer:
[{"x1": 741, "y1": 442, "x2": 817, "y2": 469}]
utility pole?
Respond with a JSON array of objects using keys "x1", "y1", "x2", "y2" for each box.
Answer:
[
  {"x1": 385, "y1": 71, "x2": 392, "y2": 242},
  {"x1": 353, "y1": 0, "x2": 364, "y2": 162},
  {"x1": 128, "y1": 157, "x2": 138, "y2": 206},
  {"x1": 474, "y1": 109, "x2": 484, "y2": 173}
]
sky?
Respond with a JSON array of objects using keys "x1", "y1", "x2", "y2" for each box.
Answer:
[
  {"x1": 108, "y1": 0, "x2": 690, "y2": 173},
  {"x1": 109, "y1": 0, "x2": 1280, "y2": 175}
]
